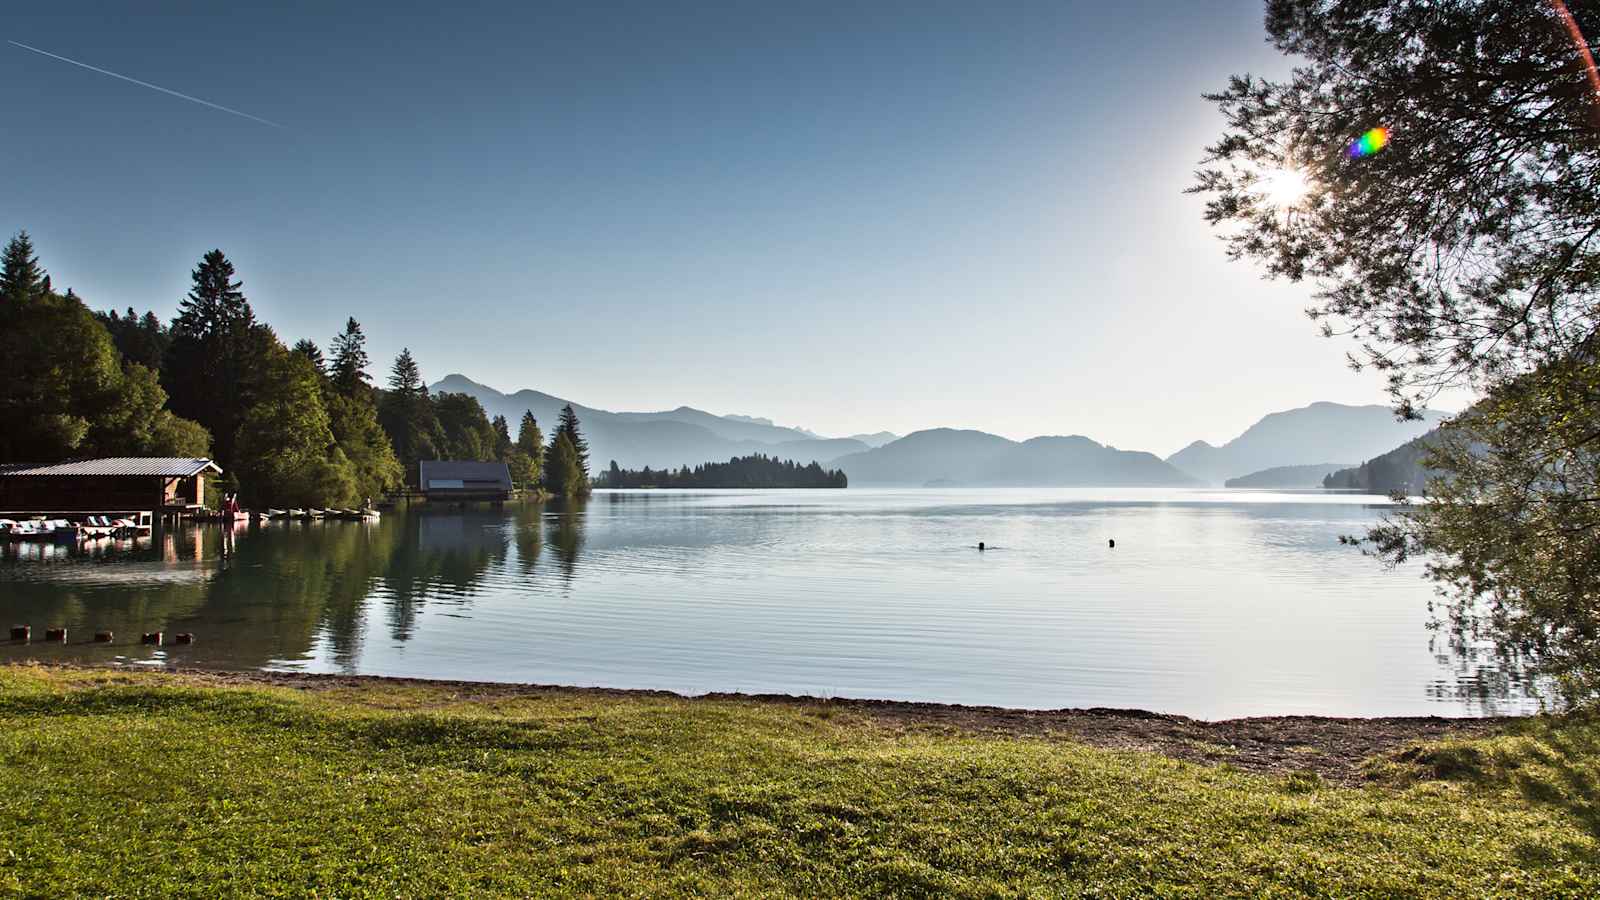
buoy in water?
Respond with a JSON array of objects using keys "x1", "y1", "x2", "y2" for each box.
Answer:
[
  {"x1": 44, "y1": 627, "x2": 66, "y2": 643},
  {"x1": 175, "y1": 633, "x2": 195, "y2": 645},
  {"x1": 141, "y1": 632, "x2": 163, "y2": 646},
  {"x1": 94, "y1": 631, "x2": 114, "y2": 643},
  {"x1": 978, "y1": 541, "x2": 986, "y2": 551},
  {"x1": 1109, "y1": 539, "x2": 1115, "y2": 549},
  {"x1": 9, "y1": 625, "x2": 28, "y2": 643}
]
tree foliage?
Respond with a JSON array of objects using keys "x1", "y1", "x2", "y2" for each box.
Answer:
[
  {"x1": 97, "y1": 307, "x2": 171, "y2": 371},
  {"x1": 543, "y1": 431, "x2": 587, "y2": 498},
  {"x1": 328, "y1": 317, "x2": 371, "y2": 397},
  {"x1": 233, "y1": 345, "x2": 358, "y2": 508},
  {"x1": 0, "y1": 233, "x2": 210, "y2": 462},
  {"x1": 596, "y1": 454, "x2": 848, "y2": 488},
  {"x1": 377, "y1": 349, "x2": 443, "y2": 485},
  {"x1": 1193, "y1": 0, "x2": 1600, "y2": 414},
  {"x1": 510, "y1": 410, "x2": 544, "y2": 488},
  {"x1": 162, "y1": 250, "x2": 274, "y2": 465},
  {"x1": 1196, "y1": 0, "x2": 1600, "y2": 704},
  {"x1": 292, "y1": 339, "x2": 326, "y2": 375}
]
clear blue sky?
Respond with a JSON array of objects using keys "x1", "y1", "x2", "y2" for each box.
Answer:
[{"x1": 4, "y1": 1, "x2": 1429, "y2": 455}]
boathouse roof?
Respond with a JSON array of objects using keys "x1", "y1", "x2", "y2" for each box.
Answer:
[
  {"x1": 419, "y1": 460, "x2": 513, "y2": 495},
  {"x1": 0, "y1": 458, "x2": 222, "y2": 478}
]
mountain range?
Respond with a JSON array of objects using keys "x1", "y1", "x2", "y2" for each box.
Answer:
[
  {"x1": 428, "y1": 375, "x2": 1448, "y2": 489},
  {"x1": 1165, "y1": 402, "x2": 1448, "y2": 485},
  {"x1": 428, "y1": 374, "x2": 866, "y2": 471},
  {"x1": 831, "y1": 429, "x2": 1197, "y2": 486}
]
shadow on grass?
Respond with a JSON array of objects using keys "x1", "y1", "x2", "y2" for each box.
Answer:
[{"x1": 1395, "y1": 712, "x2": 1600, "y2": 838}]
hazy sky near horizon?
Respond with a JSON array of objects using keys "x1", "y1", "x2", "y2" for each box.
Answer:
[{"x1": 5, "y1": 1, "x2": 1444, "y2": 456}]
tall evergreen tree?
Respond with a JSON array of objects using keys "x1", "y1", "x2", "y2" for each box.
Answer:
[
  {"x1": 292, "y1": 339, "x2": 326, "y2": 375},
  {"x1": 328, "y1": 317, "x2": 371, "y2": 397},
  {"x1": 0, "y1": 231, "x2": 48, "y2": 305},
  {"x1": 510, "y1": 410, "x2": 544, "y2": 489},
  {"x1": 162, "y1": 250, "x2": 270, "y2": 465},
  {"x1": 543, "y1": 431, "x2": 586, "y2": 497},
  {"x1": 388, "y1": 348, "x2": 423, "y2": 396},
  {"x1": 553, "y1": 404, "x2": 589, "y2": 478},
  {"x1": 377, "y1": 348, "x2": 443, "y2": 485},
  {"x1": 492, "y1": 414, "x2": 513, "y2": 459}
]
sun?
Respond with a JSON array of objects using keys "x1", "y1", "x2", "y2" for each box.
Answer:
[{"x1": 1259, "y1": 166, "x2": 1310, "y2": 209}]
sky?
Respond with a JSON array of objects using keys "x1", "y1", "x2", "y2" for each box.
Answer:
[{"x1": 3, "y1": 1, "x2": 1444, "y2": 456}]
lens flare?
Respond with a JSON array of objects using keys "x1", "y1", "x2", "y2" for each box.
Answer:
[
  {"x1": 1550, "y1": 0, "x2": 1600, "y2": 122},
  {"x1": 1347, "y1": 127, "x2": 1389, "y2": 158}
]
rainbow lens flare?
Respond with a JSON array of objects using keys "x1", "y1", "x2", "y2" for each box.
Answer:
[{"x1": 1348, "y1": 127, "x2": 1389, "y2": 158}]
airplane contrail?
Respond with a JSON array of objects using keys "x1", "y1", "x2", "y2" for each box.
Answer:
[{"x1": 7, "y1": 40, "x2": 284, "y2": 129}]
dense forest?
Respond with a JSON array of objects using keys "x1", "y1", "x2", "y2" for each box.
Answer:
[
  {"x1": 0, "y1": 230, "x2": 591, "y2": 506},
  {"x1": 596, "y1": 454, "x2": 847, "y2": 489}
]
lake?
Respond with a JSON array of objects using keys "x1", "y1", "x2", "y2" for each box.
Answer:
[{"x1": 0, "y1": 488, "x2": 1542, "y2": 719}]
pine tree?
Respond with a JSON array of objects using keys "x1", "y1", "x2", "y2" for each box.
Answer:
[
  {"x1": 377, "y1": 348, "x2": 443, "y2": 485},
  {"x1": 492, "y1": 415, "x2": 513, "y2": 459},
  {"x1": 328, "y1": 317, "x2": 371, "y2": 396},
  {"x1": 162, "y1": 250, "x2": 268, "y2": 465},
  {"x1": 553, "y1": 404, "x2": 589, "y2": 478},
  {"x1": 0, "y1": 231, "x2": 47, "y2": 305},
  {"x1": 387, "y1": 348, "x2": 423, "y2": 395},
  {"x1": 293, "y1": 339, "x2": 326, "y2": 375},
  {"x1": 514, "y1": 410, "x2": 544, "y2": 488},
  {"x1": 543, "y1": 431, "x2": 586, "y2": 497}
]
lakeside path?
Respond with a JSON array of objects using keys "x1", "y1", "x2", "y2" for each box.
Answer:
[{"x1": 2, "y1": 665, "x2": 1597, "y2": 896}]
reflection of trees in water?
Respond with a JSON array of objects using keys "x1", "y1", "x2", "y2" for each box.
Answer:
[
  {"x1": 169, "y1": 519, "x2": 403, "y2": 671},
  {"x1": 546, "y1": 498, "x2": 586, "y2": 582},
  {"x1": 1426, "y1": 631, "x2": 1549, "y2": 715},
  {"x1": 379, "y1": 507, "x2": 511, "y2": 642},
  {"x1": 510, "y1": 502, "x2": 543, "y2": 575}
]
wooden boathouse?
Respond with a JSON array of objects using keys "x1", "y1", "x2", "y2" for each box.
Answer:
[
  {"x1": 418, "y1": 460, "x2": 513, "y2": 502},
  {"x1": 0, "y1": 457, "x2": 221, "y2": 521}
]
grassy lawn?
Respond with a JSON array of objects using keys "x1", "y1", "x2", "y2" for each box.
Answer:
[{"x1": 0, "y1": 666, "x2": 1597, "y2": 897}]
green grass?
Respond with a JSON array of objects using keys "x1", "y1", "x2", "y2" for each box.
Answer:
[{"x1": 0, "y1": 667, "x2": 1597, "y2": 897}]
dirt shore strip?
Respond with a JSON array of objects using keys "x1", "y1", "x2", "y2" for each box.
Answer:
[{"x1": 21, "y1": 664, "x2": 1514, "y2": 784}]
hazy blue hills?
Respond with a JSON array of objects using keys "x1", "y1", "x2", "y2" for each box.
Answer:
[
  {"x1": 428, "y1": 374, "x2": 866, "y2": 470},
  {"x1": 1167, "y1": 402, "x2": 1449, "y2": 485},
  {"x1": 845, "y1": 431, "x2": 899, "y2": 448},
  {"x1": 833, "y1": 429, "x2": 1198, "y2": 487},
  {"x1": 1224, "y1": 463, "x2": 1354, "y2": 489},
  {"x1": 431, "y1": 376, "x2": 1438, "y2": 489}
]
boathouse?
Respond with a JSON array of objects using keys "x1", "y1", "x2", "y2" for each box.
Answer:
[
  {"x1": 419, "y1": 460, "x2": 513, "y2": 501},
  {"x1": 0, "y1": 457, "x2": 221, "y2": 518}
]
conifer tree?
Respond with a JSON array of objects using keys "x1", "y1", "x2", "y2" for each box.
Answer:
[
  {"x1": 0, "y1": 231, "x2": 47, "y2": 305},
  {"x1": 492, "y1": 415, "x2": 513, "y2": 459},
  {"x1": 553, "y1": 404, "x2": 589, "y2": 478},
  {"x1": 377, "y1": 348, "x2": 443, "y2": 485},
  {"x1": 162, "y1": 250, "x2": 269, "y2": 465},
  {"x1": 328, "y1": 317, "x2": 371, "y2": 397},
  {"x1": 293, "y1": 339, "x2": 326, "y2": 375},
  {"x1": 512, "y1": 410, "x2": 543, "y2": 488}
]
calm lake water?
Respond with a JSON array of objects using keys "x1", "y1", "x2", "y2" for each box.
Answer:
[{"x1": 0, "y1": 488, "x2": 1542, "y2": 719}]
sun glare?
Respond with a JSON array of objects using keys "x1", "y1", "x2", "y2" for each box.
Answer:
[{"x1": 1259, "y1": 167, "x2": 1310, "y2": 208}]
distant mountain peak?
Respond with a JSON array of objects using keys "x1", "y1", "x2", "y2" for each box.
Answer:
[{"x1": 1166, "y1": 401, "x2": 1448, "y2": 485}]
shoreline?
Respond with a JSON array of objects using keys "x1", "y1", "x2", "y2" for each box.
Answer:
[{"x1": 11, "y1": 662, "x2": 1518, "y2": 782}]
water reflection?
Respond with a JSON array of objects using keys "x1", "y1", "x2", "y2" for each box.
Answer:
[{"x1": 0, "y1": 490, "x2": 1548, "y2": 717}]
